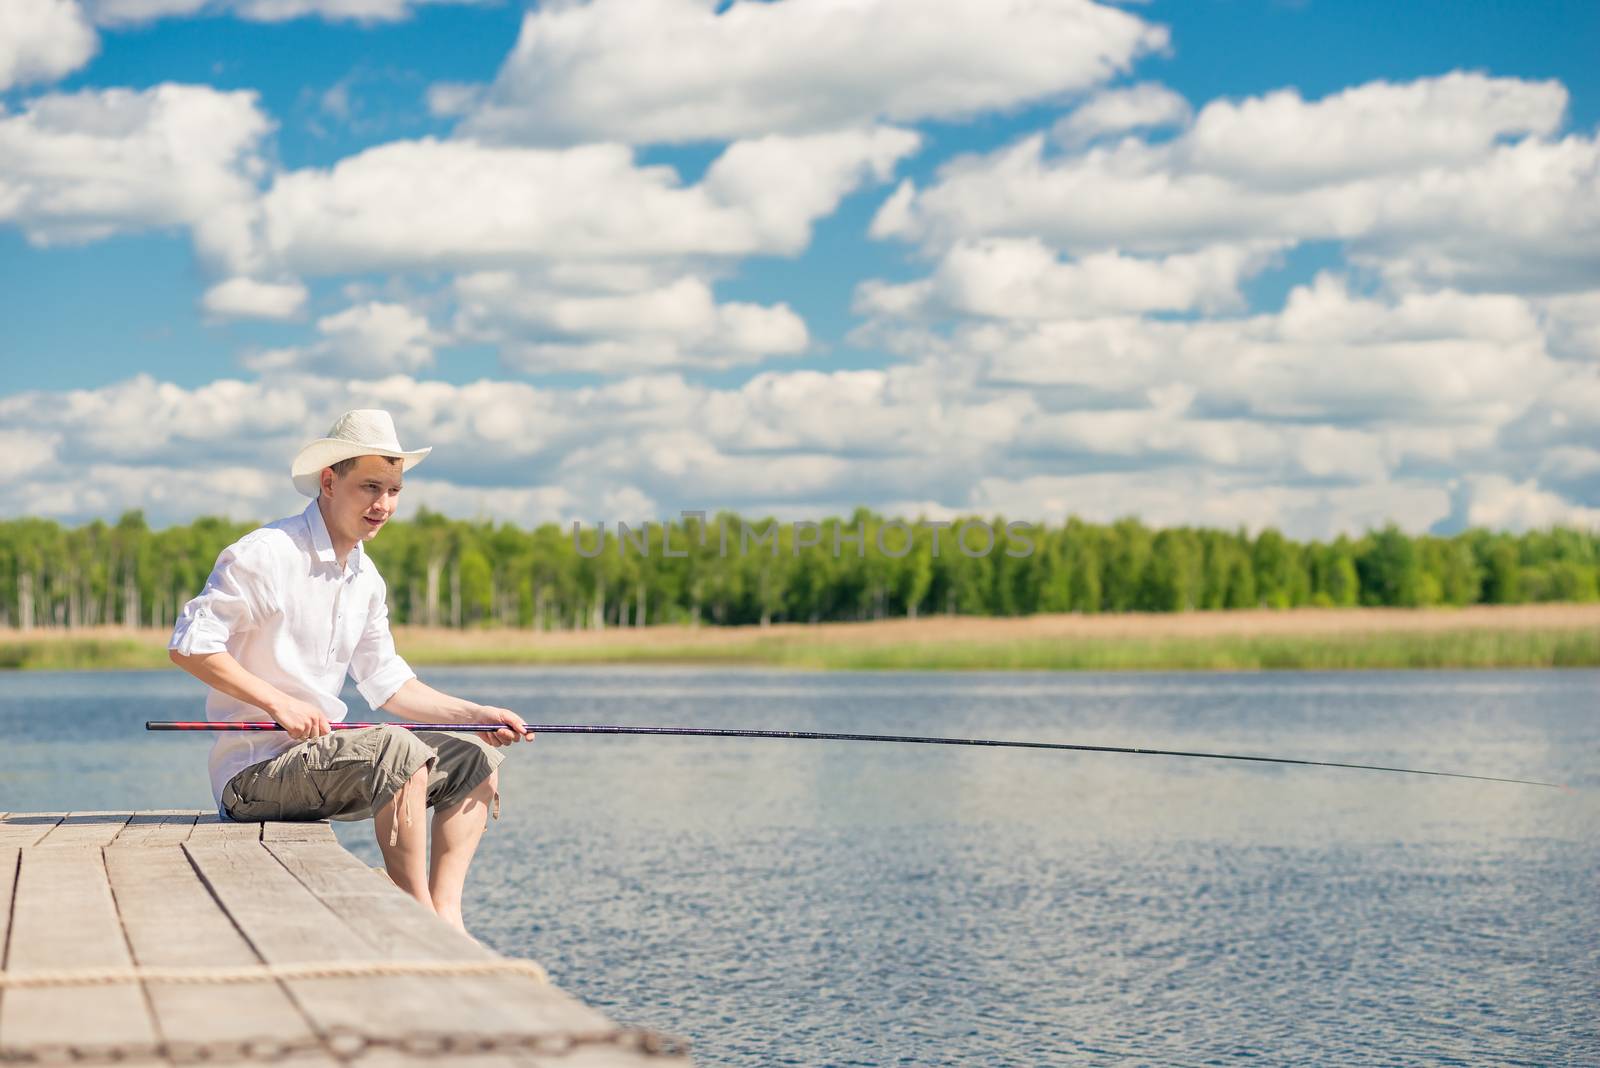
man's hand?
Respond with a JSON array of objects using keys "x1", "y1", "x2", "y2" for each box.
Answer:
[
  {"x1": 468, "y1": 704, "x2": 533, "y2": 748},
  {"x1": 383, "y1": 680, "x2": 534, "y2": 747},
  {"x1": 272, "y1": 696, "x2": 332, "y2": 742}
]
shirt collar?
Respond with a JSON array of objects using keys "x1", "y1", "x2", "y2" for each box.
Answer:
[{"x1": 303, "y1": 499, "x2": 364, "y2": 577}]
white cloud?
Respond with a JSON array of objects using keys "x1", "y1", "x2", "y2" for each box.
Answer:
[
  {"x1": 4, "y1": 355, "x2": 1597, "y2": 536},
  {"x1": 462, "y1": 0, "x2": 1165, "y2": 145},
  {"x1": 424, "y1": 81, "x2": 481, "y2": 118},
  {"x1": 0, "y1": 374, "x2": 310, "y2": 475},
  {"x1": 1181, "y1": 72, "x2": 1566, "y2": 189},
  {"x1": 0, "y1": 373, "x2": 656, "y2": 525},
  {"x1": 386, "y1": 478, "x2": 584, "y2": 529},
  {"x1": 569, "y1": 426, "x2": 855, "y2": 503},
  {"x1": 456, "y1": 272, "x2": 808, "y2": 372},
  {"x1": 0, "y1": 428, "x2": 61, "y2": 481},
  {"x1": 1538, "y1": 291, "x2": 1600, "y2": 362},
  {"x1": 0, "y1": 0, "x2": 98, "y2": 91},
  {"x1": 83, "y1": 0, "x2": 206, "y2": 24},
  {"x1": 85, "y1": 0, "x2": 485, "y2": 25},
  {"x1": 227, "y1": 0, "x2": 464, "y2": 21},
  {"x1": 1464, "y1": 475, "x2": 1600, "y2": 532},
  {"x1": 1349, "y1": 134, "x2": 1600, "y2": 293},
  {"x1": 315, "y1": 302, "x2": 439, "y2": 372},
  {"x1": 846, "y1": 75, "x2": 1593, "y2": 529},
  {"x1": 1015, "y1": 405, "x2": 1396, "y2": 485},
  {"x1": 3, "y1": 117, "x2": 914, "y2": 325},
  {"x1": 202, "y1": 277, "x2": 308, "y2": 320},
  {"x1": 954, "y1": 274, "x2": 1554, "y2": 426},
  {"x1": 855, "y1": 238, "x2": 1279, "y2": 321},
  {"x1": 0, "y1": 85, "x2": 272, "y2": 275},
  {"x1": 319, "y1": 80, "x2": 352, "y2": 121},
  {"x1": 702, "y1": 366, "x2": 1002, "y2": 457},
  {"x1": 1053, "y1": 82, "x2": 1191, "y2": 147},
  {"x1": 1535, "y1": 446, "x2": 1600, "y2": 503},
  {"x1": 5, "y1": 51, "x2": 1598, "y2": 541},
  {"x1": 4, "y1": 461, "x2": 286, "y2": 526},
  {"x1": 259, "y1": 126, "x2": 920, "y2": 275},
  {"x1": 968, "y1": 471, "x2": 1456, "y2": 539},
  {"x1": 873, "y1": 73, "x2": 1597, "y2": 293},
  {"x1": 243, "y1": 301, "x2": 441, "y2": 374}
]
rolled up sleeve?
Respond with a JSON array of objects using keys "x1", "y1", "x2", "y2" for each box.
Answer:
[
  {"x1": 169, "y1": 540, "x2": 276, "y2": 656},
  {"x1": 349, "y1": 578, "x2": 416, "y2": 710}
]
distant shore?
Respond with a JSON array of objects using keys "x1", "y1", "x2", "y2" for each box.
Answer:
[{"x1": 2, "y1": 604, "x2": 1597, "y2": 671}]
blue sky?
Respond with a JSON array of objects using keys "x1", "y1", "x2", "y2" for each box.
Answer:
[{"x1": 2, "y1": 0, "x2": 1598, "y2": 535}]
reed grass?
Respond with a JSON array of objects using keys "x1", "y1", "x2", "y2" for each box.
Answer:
[
  {"x1": 403, "y1": 626, "x2": 1600, "y2": 668},
  {"x1": 2, "y1": 623, "x2": 1595, "y2": 672},
  {"x1": 0, "y1": 635, "x2": 172, "y2": 671}
]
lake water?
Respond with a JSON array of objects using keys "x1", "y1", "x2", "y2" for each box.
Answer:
[{"x1": 2, "y1": 667, "x2": 1596, "y2": 1066}]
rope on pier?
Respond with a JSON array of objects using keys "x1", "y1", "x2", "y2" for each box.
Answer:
[
  {"x1": 0, "y1": 1023, "x2": 692, "y2": 1064},
  {"x1": 0, "y1": 957, "x2": 549, "y2": 989}
]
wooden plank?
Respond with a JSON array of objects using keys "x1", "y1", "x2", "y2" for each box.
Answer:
[
  {"x1": 0, "y1": 849, "x2": 13, "y2": 1059},
  {"x1": 265, "y1": 842, "x2": 505, "y2": 961},
  {"x1": 261, "y1": 820, "x2": 337, "y2": 843},
  {"x1": 188, "y1": 840, "x2": 687, "y2": 1067},
  {"x1": 34, "y1": 811, "x2": 134, "y2": 848},
  {"x1": 0, "y1": 813, "x2": 65, "y2": 847},
  {"x1": 0, "y1": 849, "x2": 159, "y2": 1056},
  {"x1": 110, "y1": 812, "x2": 203, "y2": 847},
  {"x1": 186, "y1": 839, "x2": 518, "y2": 1067},
  {"x1": 186, "y1": 813, "x2": 262, "y2": 844},
  {"x1": 105, "y1": 847, "x2": 334, "y2": 1066},
  {"x1": 0, "y1": 848, "x2": 17, "y2": 970},
  {"x1": 263, "y1": 842, "x2": 689, "y2": 1066}
]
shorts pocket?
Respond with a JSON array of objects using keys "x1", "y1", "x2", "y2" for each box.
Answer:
[
  {"x1": 296, "y1": 729, "x2": 400, "y2": 820},
  {"x1": 223, "y1": 755, "x2": 325, "y2": 822}
]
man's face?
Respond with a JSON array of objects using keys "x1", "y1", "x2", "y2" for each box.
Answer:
[{"x1": 321, "y1": 454, "x2": 403, "y2": 547}]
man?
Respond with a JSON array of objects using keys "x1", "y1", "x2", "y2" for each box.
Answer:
[{"x1": 168, "y1": 409, "x2": 531, "y2": 935}]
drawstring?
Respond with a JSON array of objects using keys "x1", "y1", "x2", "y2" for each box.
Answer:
[
  {"x1": 388, "y1": 771, "x2": 415, "y2": 848},
  {"x1": 386, "y1": 762, "x2": 493, "y2": 846}
]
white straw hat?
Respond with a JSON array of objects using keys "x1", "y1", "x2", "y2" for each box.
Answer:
[{"x1": 290, "y1": 409, "x2": 431, "y2": 498}]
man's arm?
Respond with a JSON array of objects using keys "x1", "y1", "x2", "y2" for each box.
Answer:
[
  {"x1": 168, "y1": 649, "x2": 333, "y2": 741},
  {"x1": 167, "y1": 537, "x2": 332, "y2": 741},
  {"x1": 381, "y1": 678, "x2": 532, "y2": 749}
]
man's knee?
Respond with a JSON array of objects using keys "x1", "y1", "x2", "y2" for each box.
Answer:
[
  {"x1": 425, "y1": 734, "x2": 502, "y2": 814},
  {"x1": 449, "y1": 734, "x2": 500, "y2": 784},
  {"x1": 452, "y1": 750, "x2": 497, "y2": 807}
]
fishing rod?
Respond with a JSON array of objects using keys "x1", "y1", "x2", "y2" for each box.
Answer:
[{"x1": 144, "y1": 721, "x2": 1566, "y2": 789}]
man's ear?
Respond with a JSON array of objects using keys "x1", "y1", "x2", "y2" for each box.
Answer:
[{"x1": 320, "y1": 467, "x2": 335, "y2": 498}]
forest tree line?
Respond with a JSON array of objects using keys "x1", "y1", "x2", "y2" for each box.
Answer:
[{"x1": 0, "y1": 509, "x2": 1597, "y2": 632}]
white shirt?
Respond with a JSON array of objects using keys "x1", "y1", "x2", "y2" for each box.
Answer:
[{"x1": 169, "y1": 498, "x2": 416, "y2": 804}]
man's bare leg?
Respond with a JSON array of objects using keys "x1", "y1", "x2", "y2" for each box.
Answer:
[
  {"x1": 428, "y1": 770, "x2": 497, "y2": 934},
  {"x1": 375, "y1": 763, "x2": 431, "y2": 909}
]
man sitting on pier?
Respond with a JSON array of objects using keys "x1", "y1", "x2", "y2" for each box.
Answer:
[{"x1": 167, "y1": 408, "x2": 532, "y2": 935}]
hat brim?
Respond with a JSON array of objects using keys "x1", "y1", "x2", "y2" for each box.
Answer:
[{"x1": 291, "y1": 439, "x2": 431, "y2": 498}]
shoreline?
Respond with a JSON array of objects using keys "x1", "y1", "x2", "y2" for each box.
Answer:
[{"x1": 3, "y1": 605, "x2": 1597, "y2": 671}]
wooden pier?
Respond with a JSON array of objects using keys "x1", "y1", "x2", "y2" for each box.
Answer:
[{"x1": 0, "y1": 811, "x2": 691, "y2": 1066}]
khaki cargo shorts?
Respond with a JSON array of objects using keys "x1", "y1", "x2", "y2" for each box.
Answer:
[{"x1": 220, "y1": 726, "x2": 504, "y2": 824}]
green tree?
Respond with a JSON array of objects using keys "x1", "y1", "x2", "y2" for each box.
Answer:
[{"x1": 1482, "y1": 540, "x2": 1522, "y2": 604}]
